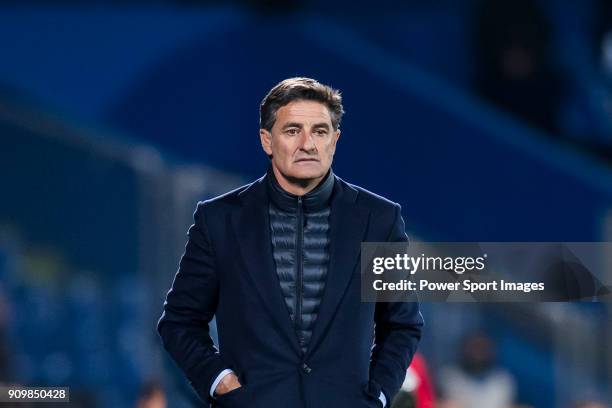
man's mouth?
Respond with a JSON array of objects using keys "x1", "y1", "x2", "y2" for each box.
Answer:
[{"x1": 295, "y1": 158, "x2": 319, "y2": 163}]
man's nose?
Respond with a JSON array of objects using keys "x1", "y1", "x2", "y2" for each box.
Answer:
[{"x1": 299, "y1": 131, "x2": 316, "y2": 151}]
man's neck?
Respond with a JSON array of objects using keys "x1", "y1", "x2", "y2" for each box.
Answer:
[{"x1": 272, "y1": 166, "x2": 324, "y2": 196}]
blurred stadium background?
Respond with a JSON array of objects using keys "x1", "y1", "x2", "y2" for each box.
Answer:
[{"x1": 0, "y1": 0, "x2": 611, "y2": 407}]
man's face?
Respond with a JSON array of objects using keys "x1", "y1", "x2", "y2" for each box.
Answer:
[{"x1": 260, "y1": 100, "x2": 340, "y2": 185}]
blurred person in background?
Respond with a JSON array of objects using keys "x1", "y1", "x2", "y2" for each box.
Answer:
[
  {"x1": 135, "y1": 380, "x2": 167, "y2": 408},
  {"x1": 391, "y1": 353, "x2": 435, "y2": 408},
  {"x1": 473, "y1": 0, "x2": 565, "y2": 135},
  {"x1": 439, "y1": 332, "x2": 516, "y2": 408},
  {"x1": 157, "y1": 77, "x2": 423, "y2": 407}
]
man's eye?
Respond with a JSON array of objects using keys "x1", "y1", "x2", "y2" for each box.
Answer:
[
  {"x1": 314, "y1": 129, "x2": 328, "y2": 136},
  {"x1": 286, "y1": 129, "x2": 299, "y2": 136}
]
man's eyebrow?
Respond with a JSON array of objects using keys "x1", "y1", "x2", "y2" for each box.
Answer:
[
  {"x1": 312, "y1": 123, "x2": 330, "y2": 130},
  {"x1": 282, "y1": 122, "x2": 303, "y2": 130}
]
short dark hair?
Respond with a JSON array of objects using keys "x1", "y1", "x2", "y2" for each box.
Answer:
[{"x1": 260, "y1": 77, "x2": 344, "y2": 131}]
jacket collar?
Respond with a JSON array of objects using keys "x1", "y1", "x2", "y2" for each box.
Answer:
[{"x1": 266, "y1": 166, "x2": 334, "y2": 213}]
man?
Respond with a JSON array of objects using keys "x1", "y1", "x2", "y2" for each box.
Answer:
[{"x1": 157, "y1": 77, "x2": 423, "y2": 408}]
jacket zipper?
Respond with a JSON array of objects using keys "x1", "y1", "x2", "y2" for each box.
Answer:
[{"x1": 296, "y1": 196, "x2": 304, "y2": 353}]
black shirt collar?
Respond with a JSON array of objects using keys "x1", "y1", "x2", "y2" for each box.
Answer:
[{"x1": 266, "y1": 166, "x2": 334, "y2": 213}]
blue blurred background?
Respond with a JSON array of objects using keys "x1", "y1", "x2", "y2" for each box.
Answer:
[{"x1": 0, "y1": 0, "x2": 611, "y2": 407}]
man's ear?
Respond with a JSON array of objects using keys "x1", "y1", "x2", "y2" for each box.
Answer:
[
  {"x1": 331, "y1": 129, "x2": 340, "y2": 154},
  {"x1": 260, "y1": 128, "x2": 273, "y2": 157}
]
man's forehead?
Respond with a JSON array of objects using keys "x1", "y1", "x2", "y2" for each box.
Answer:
[{"x1": 276, "y1": 100, "x2": 332, "y2": 123}]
